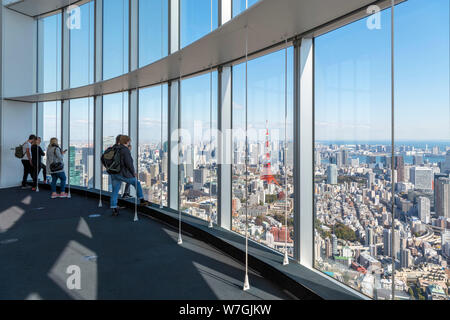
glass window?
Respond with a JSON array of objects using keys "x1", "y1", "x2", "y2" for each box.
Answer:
[
  {"x1": 180, "y1": 72, "x2": 218, "y2": 223},
  {"x1": 180, "y1": 0, "x2": 218, "y2": 48},
  {"x1": 138, "y1": 85, "x2": 169, "y2": 206},
  {"x1": 102, "y1": 92, "x2": 129, "y2": 191},
  {"x1": 103, "y1": 0, "x2": 129, "y2": 80},
  {"x1": 139, "y1": 0, "x2": 168, "y2": 67},
  {"x1": 394, "y1": 0, "x2": 449, "y2": 300},
  {"x1": 70, "y1": 1, "x2": 94, "y2": 88},
  {"x1": 37, "y1": 13, "x2": 62, "y2": 93},
  {"x1": 232, "y1": 0, "x2": 259, "y2": 17},
  {"x1": 314, "y1": 9, "x2": 392, "y2": 299},
  {"x1": 69, "y1": 98, "x2": 94, "y2": 188},
  {"x1": 232, "y1": 48, "x2": 294, "y2": 256},
  {"x1": 42, "y1": 101, "x2": 62, "y2": 166}
]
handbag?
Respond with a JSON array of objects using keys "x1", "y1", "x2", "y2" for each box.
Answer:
[{"x1": 50, "y1": 147, "x2": 64, "y2": 172}]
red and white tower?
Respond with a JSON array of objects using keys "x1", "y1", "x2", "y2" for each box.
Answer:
[{"x1": 261, "y1": 120, "x2": 279, "y2": 185}]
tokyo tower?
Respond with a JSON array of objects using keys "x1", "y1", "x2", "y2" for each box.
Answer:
[{"x1": 261, "y1": 120, "x2": 279, "y2": 186}]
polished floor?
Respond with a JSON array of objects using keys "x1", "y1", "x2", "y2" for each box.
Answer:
[{"x1": 0, "y1": 187, "x2": 292, "y2": 300}]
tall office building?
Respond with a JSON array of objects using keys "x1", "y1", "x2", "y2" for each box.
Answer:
[
  {"x1": 435, "y1": 177, "x2": 450, "y2": 219},
  {"x1": 418, "y1": 196, "x2": 431, "y2": 224},
  {"x1": 410, "y1": 167, "x2": 433, "y2": 190},
  {"x1": 194, "y1": 168, "x2": 206, "y2": 191},
  {"x1": 327, "y1": 164, "x2": 337, "y2": 185},
  {"x1": 394, "y1": 155, "x2": 405, "y2": 182},
  {"x1": 383, "y1": 229, "x2": 391, "y2": 257},
  {"x1": 442, "y1": 150, "x2": 450, "y2": 174},
  {"x1": 332, "y1": 234, "x2": 338, "y2": 256},
  {"x1": 401, "y1": 249, "x2": 411, "y2": 269},
  {"x1": 366, "y1": 172, "x2": 375, "y2": 189}
]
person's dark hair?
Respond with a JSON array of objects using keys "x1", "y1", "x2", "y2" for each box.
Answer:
[
  {"x1": 29, "y1": 134, "x2": 36, "y2": 140},
  {"x1": 115, "y1": 135, "x2": 122, "y2": 144},
  {"x1": 119, "y1": 135, "x2": 131, "y2": 145}
]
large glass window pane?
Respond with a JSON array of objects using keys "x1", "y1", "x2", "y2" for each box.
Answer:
[
  {"x1": 102, "y1": 92, "x2": 129, "y2": 191},
  {"x1": 139, "y1": 0, "x2": 168, "y2": 67},
  {"x1": 232, "y1": 0, "x2": 259, "y2": 17},
  {"x1": 138, "y1": 85, "x2": 168, "y2": 206},
  {"x1": 103, "y1": 0, "x2": 129, "y2": 80},
  {"x1": 37, "y1": 13, "x2": 62, "y2": 93},
  {"x1": 314, "y1": 10, "x2": 392, "y2": 299},
  {"x1": 69, "y1": 98, "x2": 94, "y2": 188},
  {"x1": 42, "y1": 101, "x2": 62, "y2": 165},
  {"x1": 180, "y1": 72, "x2": 218, "y2": 223},
  {"x1": 394, "y1": 0, "x2": 449, "y2": 300},
  {"x1": 70, "y1": 1, "x2": 94, "y2": 88},
  {"x1": 180, "y1": 0, "x2": 218, "y2": 48},
  {"x1": 232, "y1": 48, "x2": 294, "y2": 256}
]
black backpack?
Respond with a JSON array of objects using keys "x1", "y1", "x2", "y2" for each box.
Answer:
[
  {"x1": 101, "y1": 145, "x2": 121, "y2": 174},
  {"x1": 14, "y1": 143, "x2": 25, "y2": 158}
]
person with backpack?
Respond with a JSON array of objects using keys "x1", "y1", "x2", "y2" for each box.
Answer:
[
  {"x1": 17, "y1": 134, "x2": 36, "y2": 189},
  {"x1": 46, "y1": 137, "x2": 68, "y2": 199},
  {"x1": 31, "y1": 137, "x2": 48, "y2": 190},
  {"x1": 113, "y1": 135, "x2": 132, "y2": 199},
  {"x1": 103, "y1": 135, "x2": 150, "y2": 216}
]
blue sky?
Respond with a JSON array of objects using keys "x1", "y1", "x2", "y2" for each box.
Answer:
[{"x1": 41, "y1": 0, "x2": 449, "y2": 144}]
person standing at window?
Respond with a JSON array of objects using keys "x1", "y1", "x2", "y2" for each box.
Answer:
[
  {"x1": 46, "y1": 138, "x2": 68, "y2": 199},
  {"x1": 110, "y1": 135, "x2": 150, "y2": 216},
  {"x1": 20, "y1": 134, "x2": 36, "y2": 189},
  {"x1": 31, "y1": 137, "x2": 48, "y2": 191}
]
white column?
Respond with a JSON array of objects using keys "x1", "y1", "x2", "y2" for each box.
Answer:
[
  {"x1": 294, "y1": 38, "x2": 314, "y2": 267},
  {"x1": 169, "y1": 0, "x2": 179, "y2": 54},
  {"x1": 95, "y1": 0, "x2": 103, "y2": 82},
  {"x1": 94, "y1": 96, "x2": 103, "y2": 190},
  {"x1": 218, "y1": 66, "x2": 232, "y2": 229},
  {"x1": 61, "y1": 100, "x2": 70, "y2": 173},
  {"x1": 168, "y1": 80, "x2": 179, "y2": 210},
  {"x1": 168, "y1": 0, "x2": 180, "y2": 209},
  {"x1": 93, "y1": 0, "x2": 103, "y2": 190},
  {"x1": 129, "y1": 0, "x2": 138, "y2": 71},
  {"x1": 62, "y1": 8, "x2": 70, "y2": 90},
  {"x1": 129, "y1": 89, "x2": 138, "y2": 172},
  {"x1": 220, "y1": 0, "x2": 232, "y2": 25}
]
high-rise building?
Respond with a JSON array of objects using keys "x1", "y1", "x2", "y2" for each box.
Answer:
[
  {"x1": 442, "y1": 150, "x2": 450, "y2": 174},
  {"x1": 327, "y1": 164, "x2": 337, "y2": 185},
  {"x1": 410, "y1": 167, "x2": 433, "y2": 190},
  {"x1": 365, "y1": 227, "x2": 374, "y2": 246},
  {"x1": 418, "y1": 196, "x2": 431, "y2": 224},
  {"x1": 331, "y1": 234, "x2": 338, "y2": 256},
  {"x1": 383, "y1": 229, "x2": 391, "y2": 257},
  {"x1": 194, "y1": 168, "x2": 206, "y2": 191},
  {"x1": 401, "y1": 248, "x2": 411, "y2": 269},
  {"x1": 394, "y1": 156, "x2": 405, "y2": 183},
  {"x1": 435, "y1": 177, "x2": 450, "y2": 219}
]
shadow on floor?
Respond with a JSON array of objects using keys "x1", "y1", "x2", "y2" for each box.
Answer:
[{"x1": 0, "y1": 187, "x2": 292, "y2": 300}]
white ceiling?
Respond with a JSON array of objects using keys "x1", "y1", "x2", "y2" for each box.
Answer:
[
  {"x1": 5, "y1": 0, "x2": 81, "y2": 17},
  {"x1": 6, "y1": 0, "x2": 398, "y2": 102}
]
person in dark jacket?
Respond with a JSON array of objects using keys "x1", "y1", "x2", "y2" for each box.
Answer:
[
  {"x1": 114, "y1": 134, "x2": 132, "y2": 199},
  {"x1": 31, "y1": 137, "x2": 48, "y2": 190},
  {"x1": 110, "y1": 135, "x2": 150, "y2": 216}
]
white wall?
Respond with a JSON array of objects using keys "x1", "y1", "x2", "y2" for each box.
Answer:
[{"x1": 0, "y1": 7, "x2": 36, "y2": 188}]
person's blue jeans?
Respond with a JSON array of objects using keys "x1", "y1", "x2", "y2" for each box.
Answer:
[
  {"x1": 51, "y1": 172, "x2": 66, "y2": 193},
  {"x1": 110, "y1": 175, "x2": 143, "y2": 208}
]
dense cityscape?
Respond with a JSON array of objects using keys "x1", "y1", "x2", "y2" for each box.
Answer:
[
  {"x1": 314, "y1": 142, "x2": 450, "y2": 300},
  {"x1": 64, "y1": 137, "x2": 450, "y2": 300}
]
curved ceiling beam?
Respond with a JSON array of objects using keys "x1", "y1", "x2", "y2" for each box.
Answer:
[{"x1": 5, "y1": 0, "x2": 398, "y2": 103}]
